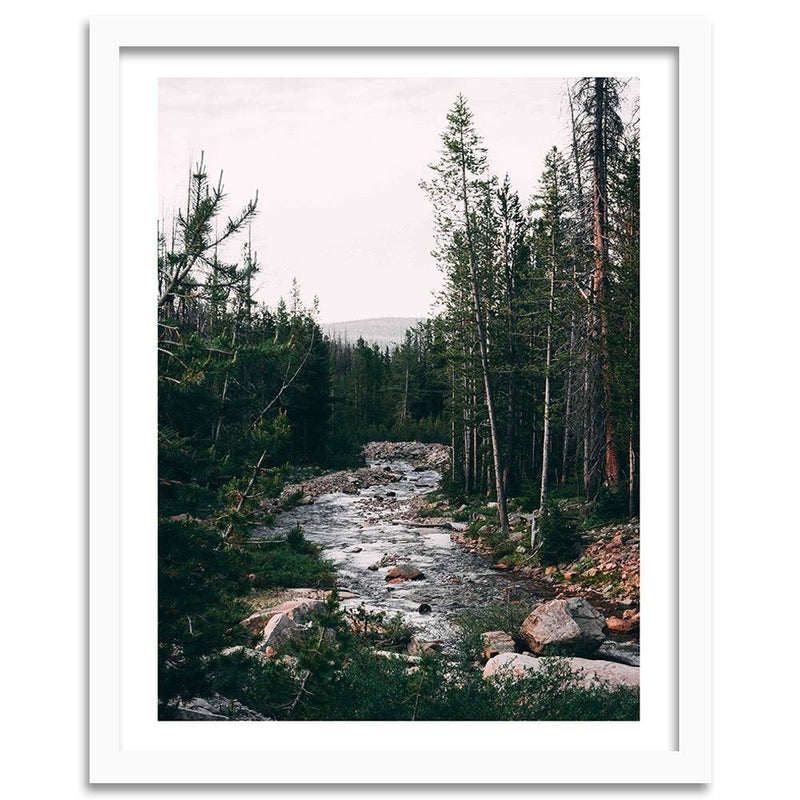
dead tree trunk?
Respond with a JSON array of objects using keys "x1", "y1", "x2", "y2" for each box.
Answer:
[
  {"x1": 592, "y1": 77, "x2": 622, "y2": 491},
  {"x1": 533, "y1": 240, "x2": 556, "y2": 549}
]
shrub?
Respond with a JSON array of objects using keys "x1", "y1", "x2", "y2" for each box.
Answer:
[
  {"x1": 286, "y1": 524, "x2": 306, "y2": 551},
  {"x1": 453, "y1": 601, "x2": 531, "y2": 664},
  {"x1": 207, "y1": 641, "x2": 638, "y2": 721},
  {"x1": 438, "y1": 470, "x2": 465, "y2": 504},
  {"x1": 179, "y1": 591, "x2": 639, "y2": 722},
  {"x1": 158, "y1": 520, "x2": 334, "y2": 714},
  {"x1": 584, "y1": 485, "x2": 635, "y2": 527},
  {"x1": 536, "y1": 500, "x2": 580, "y2": 566}
]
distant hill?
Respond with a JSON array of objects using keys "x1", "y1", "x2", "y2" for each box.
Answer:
[{"x1": 322, "y1": 317, "x2": 424, "y2": 349}]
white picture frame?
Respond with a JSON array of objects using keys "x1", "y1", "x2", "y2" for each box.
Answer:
[{"x1": 90, "y1": 14, "x2": 710, "y2": 784}]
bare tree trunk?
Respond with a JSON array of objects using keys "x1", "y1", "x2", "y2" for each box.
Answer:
[
  {"x1": 472, "y1": 384, "x2": 479, "y2": 490},
  {"x1": 463, "y1": 372, "x2": 472, "y2": 494},
  {"x1": 539, "y1": 256, "x2": 556, "y2": 511},
  {"x1": 561, "y1": 307, "x2": 575, "y2": 483},
  {"x1": 534, "y1": 245, "x2": 556, "y2": 549},
  {"x1": 583, "y1": 307, "x2": 594, "y2": 500},
  {"x1": 628, "y1": 423, "x2": 635, "y2": 518},
  {"x1": 592, "y1": 77, "x2": 622, "y2": 491},
  {"x1": 458, "y1": 140, "x2": 509, "y2": 534}
]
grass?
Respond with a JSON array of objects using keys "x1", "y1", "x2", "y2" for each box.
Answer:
[{"x1": 453, "y1": 601, "x2": 532, "y2": 664}]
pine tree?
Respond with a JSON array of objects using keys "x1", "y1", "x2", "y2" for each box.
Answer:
[{"x1": 422, "y1": 95, "x2": 510, "y2": 533}]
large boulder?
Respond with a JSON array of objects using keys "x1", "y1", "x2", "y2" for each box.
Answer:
[
  {"x1": 483, "y1": 652, "x2": 545, "y2": 679},
  {"x1": 240, "y1": 598, "x2": 326, "y2": 634},
  {"x1": 566, "y1": 657, "x2": 640, "y2": 688},
  {"x1": 240, "y1": 609, "x2": 277, "y2": 634},
  {"x1": 482, "y1": 653, "x2": 639, "y2": 687},
  {"x1": 519, "y1": 597, "x2": 606, "y2": 656},
  {"x1": 255, "y1": 612, "x2": 304, "y2": 652},
  {"x1": 385, "y1": 563, "x2": 425, "y2": 581},
  {"x1": 273, "y1": 598, "x2": 326, "y2": 624}
]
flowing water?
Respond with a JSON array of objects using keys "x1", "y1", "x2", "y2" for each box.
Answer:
[{"x1": 253, "y1": 458, "x2": 545, "y2": 647}]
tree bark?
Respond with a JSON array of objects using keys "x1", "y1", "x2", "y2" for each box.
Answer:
[
  {"x1": 592, "y1": 78, "x2": 622, "y2": 491},
  {"x1": 539, "y1": 241, "x2": 556, "y2": 512},
  {"x1": 458, "y1": 130, "x2": 509, "y2": 534}
]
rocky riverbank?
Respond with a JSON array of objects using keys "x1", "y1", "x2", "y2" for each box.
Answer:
[
  {"x1": 362, "y1": 440, "x2": 451, "y2": 470},
  {"x1": 177, "y1": 443, "x2": 641, "y2": 720},
  {"x1": 265, "y1": 441, "x2": 640, "y2": 635},
  {"x1": 448, "y1": 515, "x2": 641, "y2": 629},
  {"x1": 261, "y1": 441, "x2": 450, "y2": 515}
]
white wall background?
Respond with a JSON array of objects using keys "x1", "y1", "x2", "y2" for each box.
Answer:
[{"x1": 1, "y1": 1, "x2": 795, "y2": 797}]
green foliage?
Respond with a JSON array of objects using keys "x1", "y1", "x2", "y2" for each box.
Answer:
[
  {"x1": 347, "y1": 604, "x2": 415, "y2": 650},
  {"x1": 465, "y1": 518, "x2": 486, "y2": 539},
  {"x1": 453, "y1": 601, "x2": 531, "y2": 664},
  {"x1": 242, "y1": 538, "x2": 334, "y2": 590},
  {"x1": 158, "y1": 518, "x2": 332, "y2": 712},
  {"x1": 536, "y1": 500, "x2": 580, "y2": 566},
  {"x1": 437, "y1": 469, "x2": 466, "y2": 504},
  {"x1": 158, "y1": 518, "x2": 252, "y2": 706},
  {"x1": 326, "y1": 320, "x2": 450, "y2": 453},
  {"x1": 203, "y1": 610, "x2": 638, "y2": 721},
  {"x1": 584, "y1": 486, "x2": 632, "y2": 528},
  {"x1": 286, "y1": 525, "x2": 306, "y2": 551}
]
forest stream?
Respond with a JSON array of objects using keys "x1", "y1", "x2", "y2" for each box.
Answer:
[{"x1": 252, "y1": 450, "x2": 546, "y2": 650}]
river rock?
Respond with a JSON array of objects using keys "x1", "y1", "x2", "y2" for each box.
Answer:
[
  {"x1": 482, "y1": 653, "x2": 639, "y2": 687},
  {"x1": 519, "y1": 597, "x2": 606, "y2": 655},
  {"x1": 418, "y1": 603, "x2": 432, "y2": 614},
  {"x1": 595, "y1": 641, "x2": 640, "y2": 667},
  {"x1": 273, "y1": 598, "x2": 326, "y2": 624},
  {"x1": 385, "y1": 563, "x2": 425, "y2": 581},
  {"x1": 240, "y1": 609, "x2": 278, "y2": 634},
  {"x1": 408, "y1": 638, "x2": 444, "y2": 656},
  {"x1": 362, "y1": 441, "x2": 450, "y2": 470},
  {"x1": 219, "y1": 646, "x2": 270, "y2": 664},
  {"x1": 483, "y1": 652, "x2": 544, "y2": 679},
  {"x1": 175, "y1": 694, "x2": 270, "y2": 721},
  {"x1": 563, "y1": 657, "x2": 640, "y2": 687},
  {"x1": 606, "y1": 615, "x2": 638, "y2": 633},
  {"x1": 256, "y1": 612, "x2": 304, "y2": 651},
  {"x1": 481, "y1": 631, "x2": 516, "y2": 660},
  {"x1": 240, "y1": 598, "x2": 326, "y2": 635},
  {"x1": 369, "y1": 553, "x2": 398, "y2": 571}
]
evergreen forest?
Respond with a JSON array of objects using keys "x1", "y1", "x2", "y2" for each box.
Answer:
[{"x1": 158, "y1": 78, "x2": 641, "y2": 720}]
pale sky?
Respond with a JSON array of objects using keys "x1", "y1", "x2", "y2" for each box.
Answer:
[{"x1": 158, "y1": 77, "x2": 621, "y2": 323}]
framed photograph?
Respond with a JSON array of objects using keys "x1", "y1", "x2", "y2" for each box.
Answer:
[{"x1": 90, "y1": 14, "x2": 710, "y2": 783}]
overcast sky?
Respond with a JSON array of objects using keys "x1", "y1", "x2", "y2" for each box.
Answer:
[{"x1": 159, "y1": 77, "x2": 605, "y2": 323}]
